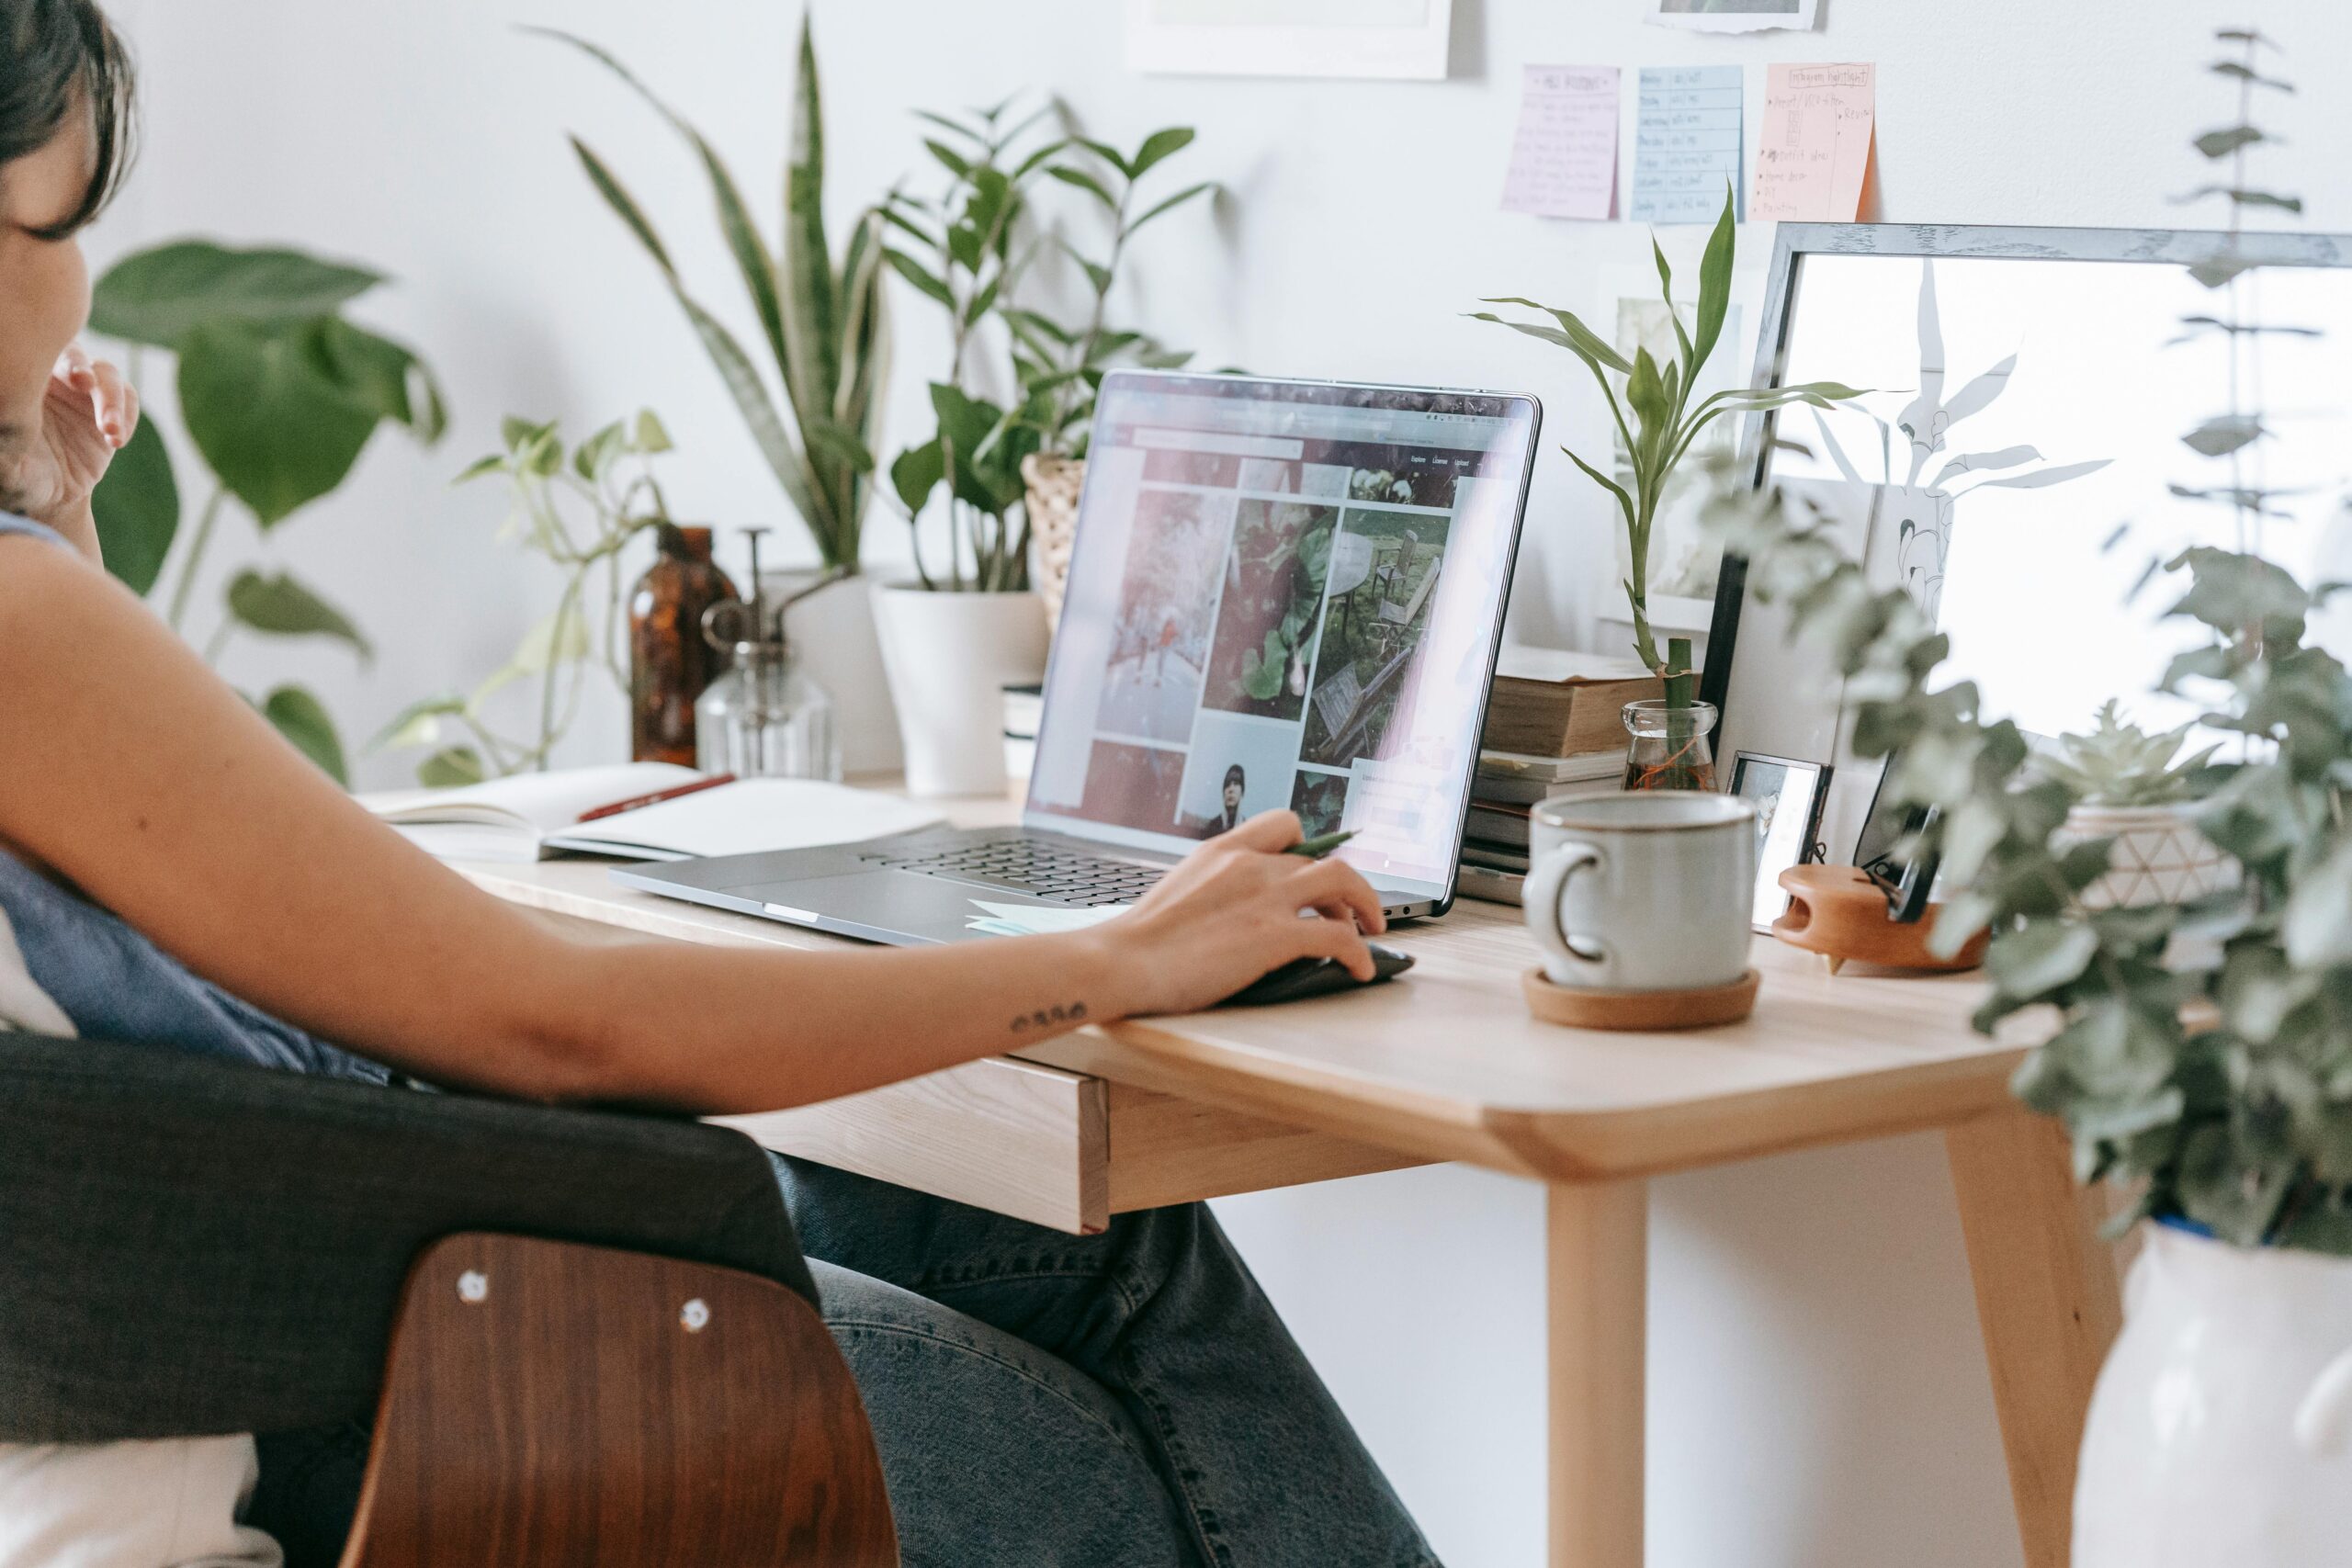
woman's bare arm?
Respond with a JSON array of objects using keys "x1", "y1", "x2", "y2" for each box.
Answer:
[{"x1": 0, "y1": 540, "x2": 1383, "y2": 1113}]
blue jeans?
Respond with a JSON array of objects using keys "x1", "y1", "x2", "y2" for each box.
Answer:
[
  {"x1": 249, "y1": 1162, "x2": 1439, "y2": 1568},
  {"x1": 775, "y1": 1158, "x2": 1441, "y2": 1568}
]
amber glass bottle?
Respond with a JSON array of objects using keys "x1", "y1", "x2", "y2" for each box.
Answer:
[{"x1": 629, "y1": 525, "x2": 738, "y2": 765}]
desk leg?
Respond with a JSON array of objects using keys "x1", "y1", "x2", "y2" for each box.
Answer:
[
  {"x1": 1946, "y1": 1110, "x2": 2122, "y2": 1568},
  {"x1": 1547, "y1": 1179, "x2": 1647, "y2": 1568}
]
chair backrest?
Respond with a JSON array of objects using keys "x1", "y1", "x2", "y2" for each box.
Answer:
[
  {"x1": 344, "y1": 1234, "x2": 897, "y2": 1568},
  {"x1": 0, "y1": 1031, "x2": 820, "y2": 1444}
]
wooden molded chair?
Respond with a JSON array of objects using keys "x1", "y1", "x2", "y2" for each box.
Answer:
[{"x1": 0, "y1": 1031, "x2": 899, "y2": 1567}]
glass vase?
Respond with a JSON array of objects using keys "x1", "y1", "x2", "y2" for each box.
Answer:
[{"x1": 1622, "y1": 699, "x2": 1718, "y2": 793}]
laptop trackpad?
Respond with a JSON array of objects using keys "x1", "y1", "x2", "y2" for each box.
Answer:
[{"x1": 742, "y1": 869, "x2": 1062, "y2": 946}]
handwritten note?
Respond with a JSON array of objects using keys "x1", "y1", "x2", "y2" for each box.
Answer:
[
  {"x1": 1502, "y1": 65, "x2": 1622, "y2": 221},
  {"x1": 1750, "y1": 62, "x2": 1875, "y2": 222},
  {"x1": 1630, "y1": 65, "x2": 1743, "y2": 225}
]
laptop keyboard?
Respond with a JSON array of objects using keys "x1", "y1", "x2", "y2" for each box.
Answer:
[{"x1": 859, "y1": 835, "x2": 1164, "y2": 907}]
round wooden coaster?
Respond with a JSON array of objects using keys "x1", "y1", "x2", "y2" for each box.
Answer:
[{"x1": 1521, "y1": 967, "x2": 1761, "y2": 1032}]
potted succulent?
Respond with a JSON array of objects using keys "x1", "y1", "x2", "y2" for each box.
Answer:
[
  {"x1": 2040, "y1": 701, "x2": 2230, "y2": 910},
  {"x1": 542, "y1": 22, "x2": 901, "y2": 773},
  {"x1": 1474, "y1": 186, "x2": 1858, "y2": 788},
  {"x1": 1701, "y1": 36, "x2": 2352, "y2": 1562},
  {"x1": 872, "y1": 103, "x2": 1212, "y2": 794}
]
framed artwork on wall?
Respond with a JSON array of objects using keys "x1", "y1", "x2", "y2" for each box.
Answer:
[
  {"x1": 1727, "y1": 750, "x2": 1828, "y2": 931},
  {"x1": 1124, "y1": 0, "x2": 1454, "y2": 82}
]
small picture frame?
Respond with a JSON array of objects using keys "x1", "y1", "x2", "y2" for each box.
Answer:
[{"x1": 1728, "y1": 750, "x2": 1830, "y2": 931}]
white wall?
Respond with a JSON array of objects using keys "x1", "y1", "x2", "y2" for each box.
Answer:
[{"x1": 83, "y1": 2, "x2": 2352, "y2": 1563}]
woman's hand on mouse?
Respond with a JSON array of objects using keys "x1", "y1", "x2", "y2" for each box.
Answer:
[
  {"x1": 1090, "y1": 810, "x2": 1386, "y2": 1019},
  {"x1": 3, "y1": 345, "x2": 139, "y2": 559}
]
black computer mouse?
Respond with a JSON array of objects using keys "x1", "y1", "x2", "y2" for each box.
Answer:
[{"x1": 1217, "y1": 943, "x2": 1415, "y2": 1008}]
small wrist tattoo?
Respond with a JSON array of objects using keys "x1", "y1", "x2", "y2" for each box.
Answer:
[{"x1": 1010, "y1": 1000, "x2": 1088, "y2": 1034}]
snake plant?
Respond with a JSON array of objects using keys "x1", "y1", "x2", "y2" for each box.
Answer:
[{"x1": 539, "y1": 21, "x2": 888, "y2": 574}]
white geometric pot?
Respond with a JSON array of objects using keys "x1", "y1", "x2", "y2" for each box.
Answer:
[
  {"x1": 2055, "y1": 803, "x2": 2234, "y2": 910},
  {"x1": 870, "y1": 583, "x2": 1049, "y2": 797},
  {"x1": 2075, "y1": 1224, "x2": 2352, "y2": 1568}
]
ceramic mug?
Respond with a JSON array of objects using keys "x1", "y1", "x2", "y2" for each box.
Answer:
[{"x1": 1524, "y1": 793, "x2": 1757, "y2": 991}]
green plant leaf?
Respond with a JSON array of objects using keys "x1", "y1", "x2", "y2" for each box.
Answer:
[
  {"x1": 1986, "y1": 919, "x2": 2101, "y2": 999},
  {"x1": 1653, "y1": 238, "x2": 1693, "y2": 371},
  {"x1": 311, "y1": 318, "x2": 447, "y2": 442},
  {"x1": 779, "y1": 16, "x2": 844, "y2": 471},
  {"x1": 1130, "y1": 127, "x2": 1196, "y2": 176},
  {"x1": 417, "y1": 745, "x2": 485, "y2": 788},
  {"x1": 369, "y1": 692, "x2": 467, "y2": 752},
  {"x1": 1478, "y1": 297, "x2": 1634, "y2": 374},
  {"x1": 884, "y1": 248, "x2": 955, "y2": 306},
  {"x1": 226, "y1": 569, "x2": 373, "y2": 660},
  {"x1": 260, "y1": 684, "x2": 348, "y2": 784},
  {"x1": 1130, "y1": 180, "x2": 1215, "y2": 233},
  {"x1": 176, "y1": 319, "x2": 379, "y2": 528},
  {"x1": 1691, "y1": 186, "x2": 1736, "y2": 372},
  {"x1": 635, "y1": 409, "x2": 673, "y2": 453},
  {"x1": 890, "y1": 438, "x2": 944, "y2": 515},
  {"x1": 2193, "y1": 125, "x2": 2267, "y2": 159},
  {"x1": 566, "y1": 134, "x2": 675, "y2": 274},
  {"x1": 89, "y1": 417, "x2": 178, "y2": 595},
  {"x1": 924, "y1": 138, "x2": 974, "y2": 178},
  {"x1": 2182, "y1": 414, "x2": 2265, "y2": 457},
  {"x1": 89, "y1": 241, "x2": 381, "y2": 349},
  {"x1": 2282, "y1": 839, "x2": 2352, "y2": 968},
  {"x1": 1046, "y1": 164, "x2": 1119, "y2": 210}
]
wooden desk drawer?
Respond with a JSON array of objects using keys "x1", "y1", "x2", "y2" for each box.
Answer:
[
  {"x1": 718, "y1": 1056, "x2": 1107, "y2": 1233},
  {"x1": 719, "y1": 1060, "x2": 1428, "y2": 1235}
]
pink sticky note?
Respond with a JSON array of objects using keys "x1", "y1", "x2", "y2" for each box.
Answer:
[
  {"x1": 1502, "y1": 65, "x2": 1622, "y2": 220},
  {"x1": 1750, "y1": 62, "x2": 1876, "y2": 222}
]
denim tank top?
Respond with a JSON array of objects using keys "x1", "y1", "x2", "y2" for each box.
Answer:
[{"x1": 0, "y1": 513, "x2": 391, "y2": 1083}]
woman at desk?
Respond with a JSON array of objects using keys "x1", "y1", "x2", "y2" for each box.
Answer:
[{"x1": 0, "y1": 6, "x2": 1434, "y2": 1564}]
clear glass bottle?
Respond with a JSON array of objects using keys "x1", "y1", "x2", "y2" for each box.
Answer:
[
  {"x1": 1622, "y1": 699, "x2": 1718, "y2": 792},
  {"x1": 695, "y1": 641, "x2": 840, "y2": 780},
  {"x1": 692, "y1": 527, "x2": 842, "y2": 781}
]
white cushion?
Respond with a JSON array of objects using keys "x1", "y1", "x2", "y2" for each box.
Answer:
[
  {"x1": 0, "y1": 1438, "x2": 279, "y2": 1568},
  {"x1": 0, "y1": 907, "x2": 277, "y2": 1568}
]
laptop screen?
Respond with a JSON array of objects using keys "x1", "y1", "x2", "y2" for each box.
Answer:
[{"x1": 1025, "y1": 372, "x2": 1542, "y2": 903}]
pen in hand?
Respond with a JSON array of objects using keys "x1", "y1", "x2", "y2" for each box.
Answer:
[{"x1": 1285, "y1": 829, "x2": 1356, "y2": 859}]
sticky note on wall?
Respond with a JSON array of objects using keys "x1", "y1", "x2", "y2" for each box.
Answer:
[
  {"x1": 1750, "y1": 62, "x2": 1875, "y2": 222},
  {"x1": 1630, "y1": 65, "x2": 1744, "y2": 225},
  {"x1": 1502, "y1": 64, "x2": 1623, "y2": 220}
]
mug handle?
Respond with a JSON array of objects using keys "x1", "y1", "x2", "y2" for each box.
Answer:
[{"x1": 1526, "y1": 840, "x2": 1609, "y2": 985}]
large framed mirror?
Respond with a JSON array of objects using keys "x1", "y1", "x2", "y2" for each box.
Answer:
[{"x1": 1703, "y1": 221, "x2": 2352, "y2": 863}]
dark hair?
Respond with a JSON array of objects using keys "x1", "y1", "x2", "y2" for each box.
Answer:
[
  {"x1": 1223, "y1": 764, "x2": 1245, "y2": 790},
  {"x1": 1, "y1": 0, "x2": 135, "y2": 239}
]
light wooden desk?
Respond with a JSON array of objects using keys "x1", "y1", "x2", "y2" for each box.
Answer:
[{"x1": 459, "y1": 811, "x2": 2118, "y2": 1568}]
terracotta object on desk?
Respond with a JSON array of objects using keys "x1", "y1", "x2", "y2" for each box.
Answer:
[
  {"x1": 1521, "y1": 967, "x2": 1760, "y2": 1031},
  {"x1": 1770, "y1": 864, "x2": 1989, "y2": 974}
]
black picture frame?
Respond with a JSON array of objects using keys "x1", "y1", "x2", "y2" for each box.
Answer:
[{"x1": 1727, "y1": 750, "x2": 1830, "y2": 932}]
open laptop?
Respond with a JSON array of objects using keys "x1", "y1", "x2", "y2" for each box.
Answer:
[{"x1": 616, "y1": 369, "x2": 1543, "y2": 946}]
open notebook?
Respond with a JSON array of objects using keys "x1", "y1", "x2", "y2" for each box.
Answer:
[{"x1": 358, "y1": 764, "x2": 943, "y2": 863}]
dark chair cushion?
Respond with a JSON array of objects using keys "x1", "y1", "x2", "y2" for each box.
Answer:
[{"x1": 0, "y1": 1031, "x2": 817, "y2": 1444}]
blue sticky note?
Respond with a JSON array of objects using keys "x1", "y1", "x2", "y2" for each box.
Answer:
[{"x1": 1630, "y1": 65, "x2": 1745, "y2": 225}]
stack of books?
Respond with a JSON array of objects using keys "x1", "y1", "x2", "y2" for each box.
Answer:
[{"x1": 1456, "y1": 649, "x2": 1661, "y2": 905}]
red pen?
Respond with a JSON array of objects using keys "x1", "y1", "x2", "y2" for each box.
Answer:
[{"x1": 576, "y1": 773, "x2": 736, "y2": 823}]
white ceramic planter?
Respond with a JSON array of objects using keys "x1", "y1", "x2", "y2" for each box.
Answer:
[
  {"x1": 871, "y1": 583, "x2": 1049, "y2": 797},
  {"x1": 764, "y1": 570, "x2": 900, "y2": 777},
  {"x1": 2075, "y1": 1224, "x2": 2352, "y2": 1567},
  {"x1": 2056, "y1": 803, "x2": 2234, "y2": 910}
]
